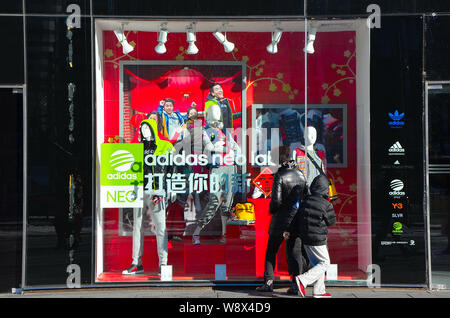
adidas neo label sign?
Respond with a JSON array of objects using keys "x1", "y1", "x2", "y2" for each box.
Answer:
[{"x1": 100, "y1": 143, "x2": 144, "y2": 208}]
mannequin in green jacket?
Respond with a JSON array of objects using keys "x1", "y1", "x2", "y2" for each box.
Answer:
[
  {"x1": 122, "y1": 118, "x2": 174, "y2": 276},
  {"x1": 204, "y1": 82, "x2": 234, "y2": 130}
]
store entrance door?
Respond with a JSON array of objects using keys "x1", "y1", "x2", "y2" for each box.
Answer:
[{"x1": 426, "y1": 82, "x2": 450, "y2": 289}]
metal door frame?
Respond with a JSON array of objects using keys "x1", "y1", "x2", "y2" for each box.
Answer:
[
  {"x1": 0, "y1": 85, "x2": 26, "y2": 292},
  {"x1": 425, "y1": 80, "x2": 450, "y2": 290}
]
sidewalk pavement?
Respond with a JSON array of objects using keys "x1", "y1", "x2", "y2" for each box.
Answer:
[{"x1": 1, "y1": 286, "x2": 450, "y2": 298}]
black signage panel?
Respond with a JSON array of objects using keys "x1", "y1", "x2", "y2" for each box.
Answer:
[{"x1": 370, "y1": 16, "x2": 426, "y2": 285}]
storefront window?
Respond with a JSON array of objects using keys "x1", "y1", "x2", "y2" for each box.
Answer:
[
  {"x1": 95, "y1": 18, "x2": 371, "y2": 283},
  {"x1": 304, "y1": 19, "x2": 371, "y2": 282}
]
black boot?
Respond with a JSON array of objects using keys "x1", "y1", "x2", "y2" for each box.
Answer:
[
  {"x1": 286, "y1": 279, "x2": 299, "y2": 295},
  {"x1": 256, "y1": 279, "x2": 273, "y2": 292}
]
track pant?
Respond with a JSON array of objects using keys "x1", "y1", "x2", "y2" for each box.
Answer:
[
  {"x1": 132, "y1": 191, "x2": 168, "y2": 267},
  {"x1": 263, "y1": 233, "x2": 309, "y2": 282},
  {"x1": 286, "y1": 235, "x2": 310, "y2": 277},
  {"x1": 297, "y1": 245, "x2": 330, "y2": 295},
  {"x1": 194, "y1": 165, "x2": 234, "y2": 234}
]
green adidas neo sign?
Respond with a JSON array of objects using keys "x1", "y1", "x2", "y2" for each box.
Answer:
[{"x1": 100, "y1": 143, "x2": 144, "y2": 208}]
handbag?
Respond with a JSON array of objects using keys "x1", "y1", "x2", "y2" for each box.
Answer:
[{"x1": 306, "y1": 153, "x2": 339, "y2": 202}]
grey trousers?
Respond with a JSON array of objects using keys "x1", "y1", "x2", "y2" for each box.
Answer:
[
  {"x1": 132, "y1": 191, "x2": 168, "y2": 267},
  {"x1": 297, "y1": 245, "x2": 330, "y2": 295}
]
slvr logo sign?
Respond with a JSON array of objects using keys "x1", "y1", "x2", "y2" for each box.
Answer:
[{"x1": 101, "y1": 143, "x2": 144, "y2": 208}]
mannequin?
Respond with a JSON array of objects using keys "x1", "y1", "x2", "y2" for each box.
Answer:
[
  {"x1": 296, "y1": 126, "x2": 327, "y2": 186},
  {"x1": 122, "y1": 118, "x2": 173, "y2": 275},
  {"x1": 191, "y1": 104, "x2": 241, "y2": 244}
]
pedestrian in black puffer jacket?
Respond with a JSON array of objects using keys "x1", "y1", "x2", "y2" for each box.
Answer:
[
  {"x1": 286, "y1": 174, "x2": 336, "y2": 298},
  {"x1": 256, "y1": 146, "x2": 308, "y2": 293},
  {"x1": 288, "y1": 174, "x2": 336, "y2": 245}
]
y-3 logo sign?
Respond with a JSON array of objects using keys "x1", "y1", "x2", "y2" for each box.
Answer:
[{"x1": 392, "y1": 203, "x2": 403, "y2": 209}]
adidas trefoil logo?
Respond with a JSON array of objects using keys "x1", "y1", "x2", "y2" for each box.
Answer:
[
  {"x1": 388, "y1": 110, "x2": 405, "y2": 128},
  {"x1": 388, "y1": 110, "x2": 405, "y2": 121}
]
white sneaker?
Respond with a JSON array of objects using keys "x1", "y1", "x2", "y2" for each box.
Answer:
[{"x1": 313, "y1": 292, "x2": 332, "y2": 298}]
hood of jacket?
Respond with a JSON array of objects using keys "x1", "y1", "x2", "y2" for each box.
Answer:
[
  {"x1": 140, "y1": 118, "x2": 173, "y2": 156},
  {"x1": 206, "y1": 93, "x2": 217, "y2": 102},
  {"x1": 309, "y1": 174, "x2": 330, "y2": 198}
]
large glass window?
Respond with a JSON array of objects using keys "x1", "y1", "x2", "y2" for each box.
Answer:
[{"x1": 95, "y1": 19, "x2": 371, "y2": 283}]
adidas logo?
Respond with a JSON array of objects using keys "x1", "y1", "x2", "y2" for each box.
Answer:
[
  {"x1": 388, "y1": 110, "x2": 405, "y2": 121},
  {"x1": 389, "y1": 142, "x2": 405, "y2": 155},
  {"x1": 388, "y1": 110, "x2": 405, "y2": 128},
  {"x1": 110, "y1": 150, "x2": 135, "y2": 172},
  {"x1": 389, "y1": 179, "x2": 405, "y2": 196},
  {"x1": 390, "y1": 179, "x2": 404, "y2": 191}
]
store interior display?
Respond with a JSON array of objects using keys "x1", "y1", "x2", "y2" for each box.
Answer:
[{"x1": 97, "y1": 21, "x2": 367, "y2": 282}]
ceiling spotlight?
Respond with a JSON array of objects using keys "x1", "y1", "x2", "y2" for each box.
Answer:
[
  {"x1": 114, "y1": 27, "x2": 134, "y2": 54},
  {"x1": 266, "y1": 28, "x2": 283, "y2": 54},
  {"x1": 213, "y1": 31, "x2": 235, "y2": 53},
  {"x1": 155, "y1": 26, "x2": 168, "y2": 54},
  {"x1": 186, "y1": 26, "x2": 199, "y2": 55},
  {"x1": 304, "y1": 27, "x2": 317, "y2": 54}
]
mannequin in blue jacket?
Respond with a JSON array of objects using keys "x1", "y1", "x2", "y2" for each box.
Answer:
[{"x1": 156, "y1": 98, "x2": 188, "y2": 142}]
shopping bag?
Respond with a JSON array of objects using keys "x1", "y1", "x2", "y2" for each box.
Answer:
[
  {"x1": 328, "y1": 177, "x2": 339, "y2": 202},
  {"x1": 234, "y1": 202, "x2": 255, "y2": 222},
  {"x1": 306, "y1": 153, "x2": 339, "y2": 202}
]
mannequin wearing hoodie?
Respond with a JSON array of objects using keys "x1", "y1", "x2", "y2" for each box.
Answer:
[
  {"x1": 287, "y1": 174, "x2": 336, "y2": 298},
  {"x1": 122, "y1": 118, "x2": 174, "y2": 275},
  {"x1": 191, "y1": 103, "x2": 241, "y2": 245},
  {"x1": 295, "y1": 126, "x2": 327, "y2": 186}
]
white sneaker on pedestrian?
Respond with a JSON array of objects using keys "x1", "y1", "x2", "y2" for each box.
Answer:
[
  {"x1": 295, "y1": 276, "x2": 306, "y2": 298},
  {"x1": 313, "y1": 292, "x2": 332, "y2": 298}
]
